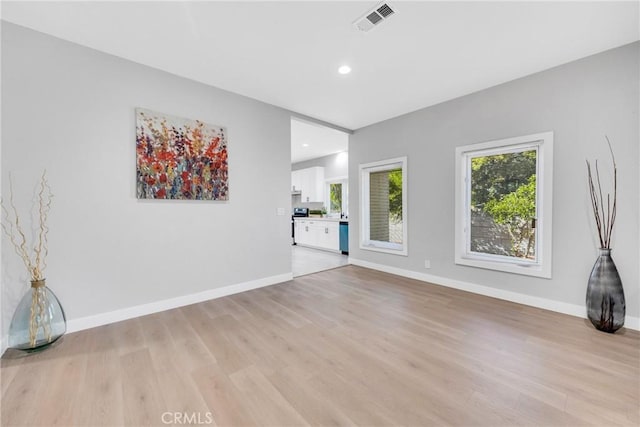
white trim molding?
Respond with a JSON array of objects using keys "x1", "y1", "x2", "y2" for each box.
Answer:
[
  {"x1": 66, "y1": 273, "x2": 293, "y2": 334},
  {"x1": 348, "y1": 258, "x2": 639, "y2": 331}
]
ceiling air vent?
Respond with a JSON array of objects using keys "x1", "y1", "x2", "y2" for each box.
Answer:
[{"x1": 353, "y1": 2, "x2": 396, "y2": 32}]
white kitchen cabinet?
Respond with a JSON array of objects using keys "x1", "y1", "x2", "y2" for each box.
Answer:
[
  {"x1": 294, "y1": 219, "x2": 312, "y2": 246},
  {"x1": 294, "y1": 218, "x2": 339, "y2": 252},
  {"x1": 291, "y1": 167, "x2": 325, "y2": 203},
  {"x1": 291, "y1": 170, "x2": 303, "y2": 193},
  {"x1": 317, "y1": 221, "x2": 339, "y2": 251}
]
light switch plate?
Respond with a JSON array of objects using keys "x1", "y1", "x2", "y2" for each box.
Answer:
[{"x1": 277, "y1": 207, "x2": 286, "y2": 216}]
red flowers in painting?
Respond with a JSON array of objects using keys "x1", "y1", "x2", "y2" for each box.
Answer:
[{"x1": 136, "y1": 108, "x2": 228, "y2": 200}]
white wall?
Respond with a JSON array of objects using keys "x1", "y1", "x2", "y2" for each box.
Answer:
[
  {"x1": 292, "y1": 151, "x2": 349, "y2": 180},
  {"x1": 349, "y1": 42, "x2": 639, "y2": 321},
  {"x1": 1, "y1": 23, "x2": 293, "y2": 350}
]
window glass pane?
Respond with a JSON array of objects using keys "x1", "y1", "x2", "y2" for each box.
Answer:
[
  {"x1": 329, "y1": 183, "x2": 342, "y2": 213},
  {"x1": 469, "y1": 149, "x2": 537, "y2": 260},
  {"x1": 369, "y1": 168, "x2": 403, "y2": 244}
]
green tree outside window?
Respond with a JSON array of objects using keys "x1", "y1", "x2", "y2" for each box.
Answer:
[{"x1": 470, "y1": 150, "x2": 537, "y2": 259}]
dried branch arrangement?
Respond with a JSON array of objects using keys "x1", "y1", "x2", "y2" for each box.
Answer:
[
  {"x1": 586, "y1": 137, "x2": 617, "y2": 249},
  {"x1": 1, "y1": 171, "x2": 54, "y2": 347},
  {"x1": 1, "y1": 170, "x2": 53, "y2": 280}
]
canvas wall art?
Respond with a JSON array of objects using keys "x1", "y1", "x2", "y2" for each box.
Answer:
[{"x1": 136, "y1": 108, "x2": 228, "y2": 200}]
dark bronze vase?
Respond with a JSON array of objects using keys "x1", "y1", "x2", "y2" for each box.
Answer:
[{"x1": 586, "y1": 248, "x2": 625, "y2": 333}]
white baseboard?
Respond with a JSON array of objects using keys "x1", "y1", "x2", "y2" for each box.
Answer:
[
  {"x1": 66, "y1": 272, "x2": 293, "y2": 334},
  {"x1": 348, "y1": 258, "x2": 640, "y2": 331}
]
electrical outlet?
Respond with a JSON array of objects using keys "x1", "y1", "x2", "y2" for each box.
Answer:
[
  {"x1": 276, "y1": 207, "x2": 285, "y2": 216},
  {"x1": 424, "y1": 260, "x2": 431, "y2": 269}
]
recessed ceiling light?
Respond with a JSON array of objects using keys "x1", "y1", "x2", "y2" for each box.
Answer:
[
  {"x1": 302, "y1": 143, "x2": 309, "y2": 147},
  {"x1": 338, "y1": 65, "x2": 352, "y2": 75}
]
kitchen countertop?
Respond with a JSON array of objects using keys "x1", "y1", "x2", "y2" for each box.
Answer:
[{"x1": 294, "y1": 217, "x2": 348, "y2": 222}]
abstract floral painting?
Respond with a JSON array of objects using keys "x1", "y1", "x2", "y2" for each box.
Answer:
[{"x1": 136, "y1": 108, "x2": 228, "y2": 200}]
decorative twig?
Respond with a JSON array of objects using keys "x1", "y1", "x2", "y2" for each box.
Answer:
[
  {"x1": 1, "y1": 175, "x2": 36, "y2": 275},
  {"x1": 586, "y1": 138, "x2": 617, "y2": 249},
  {"x1": 606, "y1": 136, "x2": 617, "y2": 247},
  {"x1": 586, "y1": 162, "x2": 603, "y2": 248},
  {"x1": 33, "y1": 170, "x2": 52, "y2": 279},
  {"x1": 0, "y1": 171, "x2": 53, "y2": 280}
]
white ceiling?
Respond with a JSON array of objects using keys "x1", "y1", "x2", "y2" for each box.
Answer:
[
  {"x1": 2, "y1": 1, "x2": 638, "y2": 132},
  {"x1": 291, "y1": 118, "x2": 349, "y2": 164}
]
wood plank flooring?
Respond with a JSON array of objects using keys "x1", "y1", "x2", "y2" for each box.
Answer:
[{"x1": 2, "y1": 265, "x2": 639, "y2": 426}]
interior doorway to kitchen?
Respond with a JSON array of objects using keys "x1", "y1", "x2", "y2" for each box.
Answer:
[{"x1": 290, "y1": 117, "x2": 350, "y2": 277}]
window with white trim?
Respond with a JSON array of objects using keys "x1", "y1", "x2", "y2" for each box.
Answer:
[
  {"x1": 360, "y1": 157, "x2": 407, "y2": 255},
  {"x1": 455, "y1": 132, "x2": 553, "y2": 278}
]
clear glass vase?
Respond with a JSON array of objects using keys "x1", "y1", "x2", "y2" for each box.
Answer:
[{"x1": 8, "y1": 279, "x2": 67, "y2": 352}]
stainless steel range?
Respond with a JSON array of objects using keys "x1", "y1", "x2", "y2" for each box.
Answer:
[{"x1": 291, "y1": 207, "x2": 309, "y2": 245}]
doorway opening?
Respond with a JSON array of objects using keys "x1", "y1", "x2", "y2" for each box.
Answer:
[{"x1": 290, "y1": 117, "x2": 350, "y2": 277}]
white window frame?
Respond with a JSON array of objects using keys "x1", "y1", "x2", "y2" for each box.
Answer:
[
  {"x1": 325, "y1": 177, "x2": 348, "y2": 217},
  {"x1": 454, "y1": 132, "x2": 553, "y2": 278},
  {"x1": 360, "y1": 157, "x2": 408, "y2": 256}
]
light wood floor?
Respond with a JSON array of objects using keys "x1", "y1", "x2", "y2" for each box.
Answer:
[{"x1": 2, "y1": 266, "x2": 639, "y2": 426}]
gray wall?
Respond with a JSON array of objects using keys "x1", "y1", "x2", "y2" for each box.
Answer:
[
  {"x1": 1, "y1": 23, "x2": 293, "y2": 346},
  {"x1": 349, "y1": 42, "x2": 639, "y2": 318}
]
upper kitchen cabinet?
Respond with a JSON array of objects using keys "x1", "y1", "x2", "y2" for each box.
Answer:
[{"x1": 292, "y1": 166, "x2": 325, "y2": 203}]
